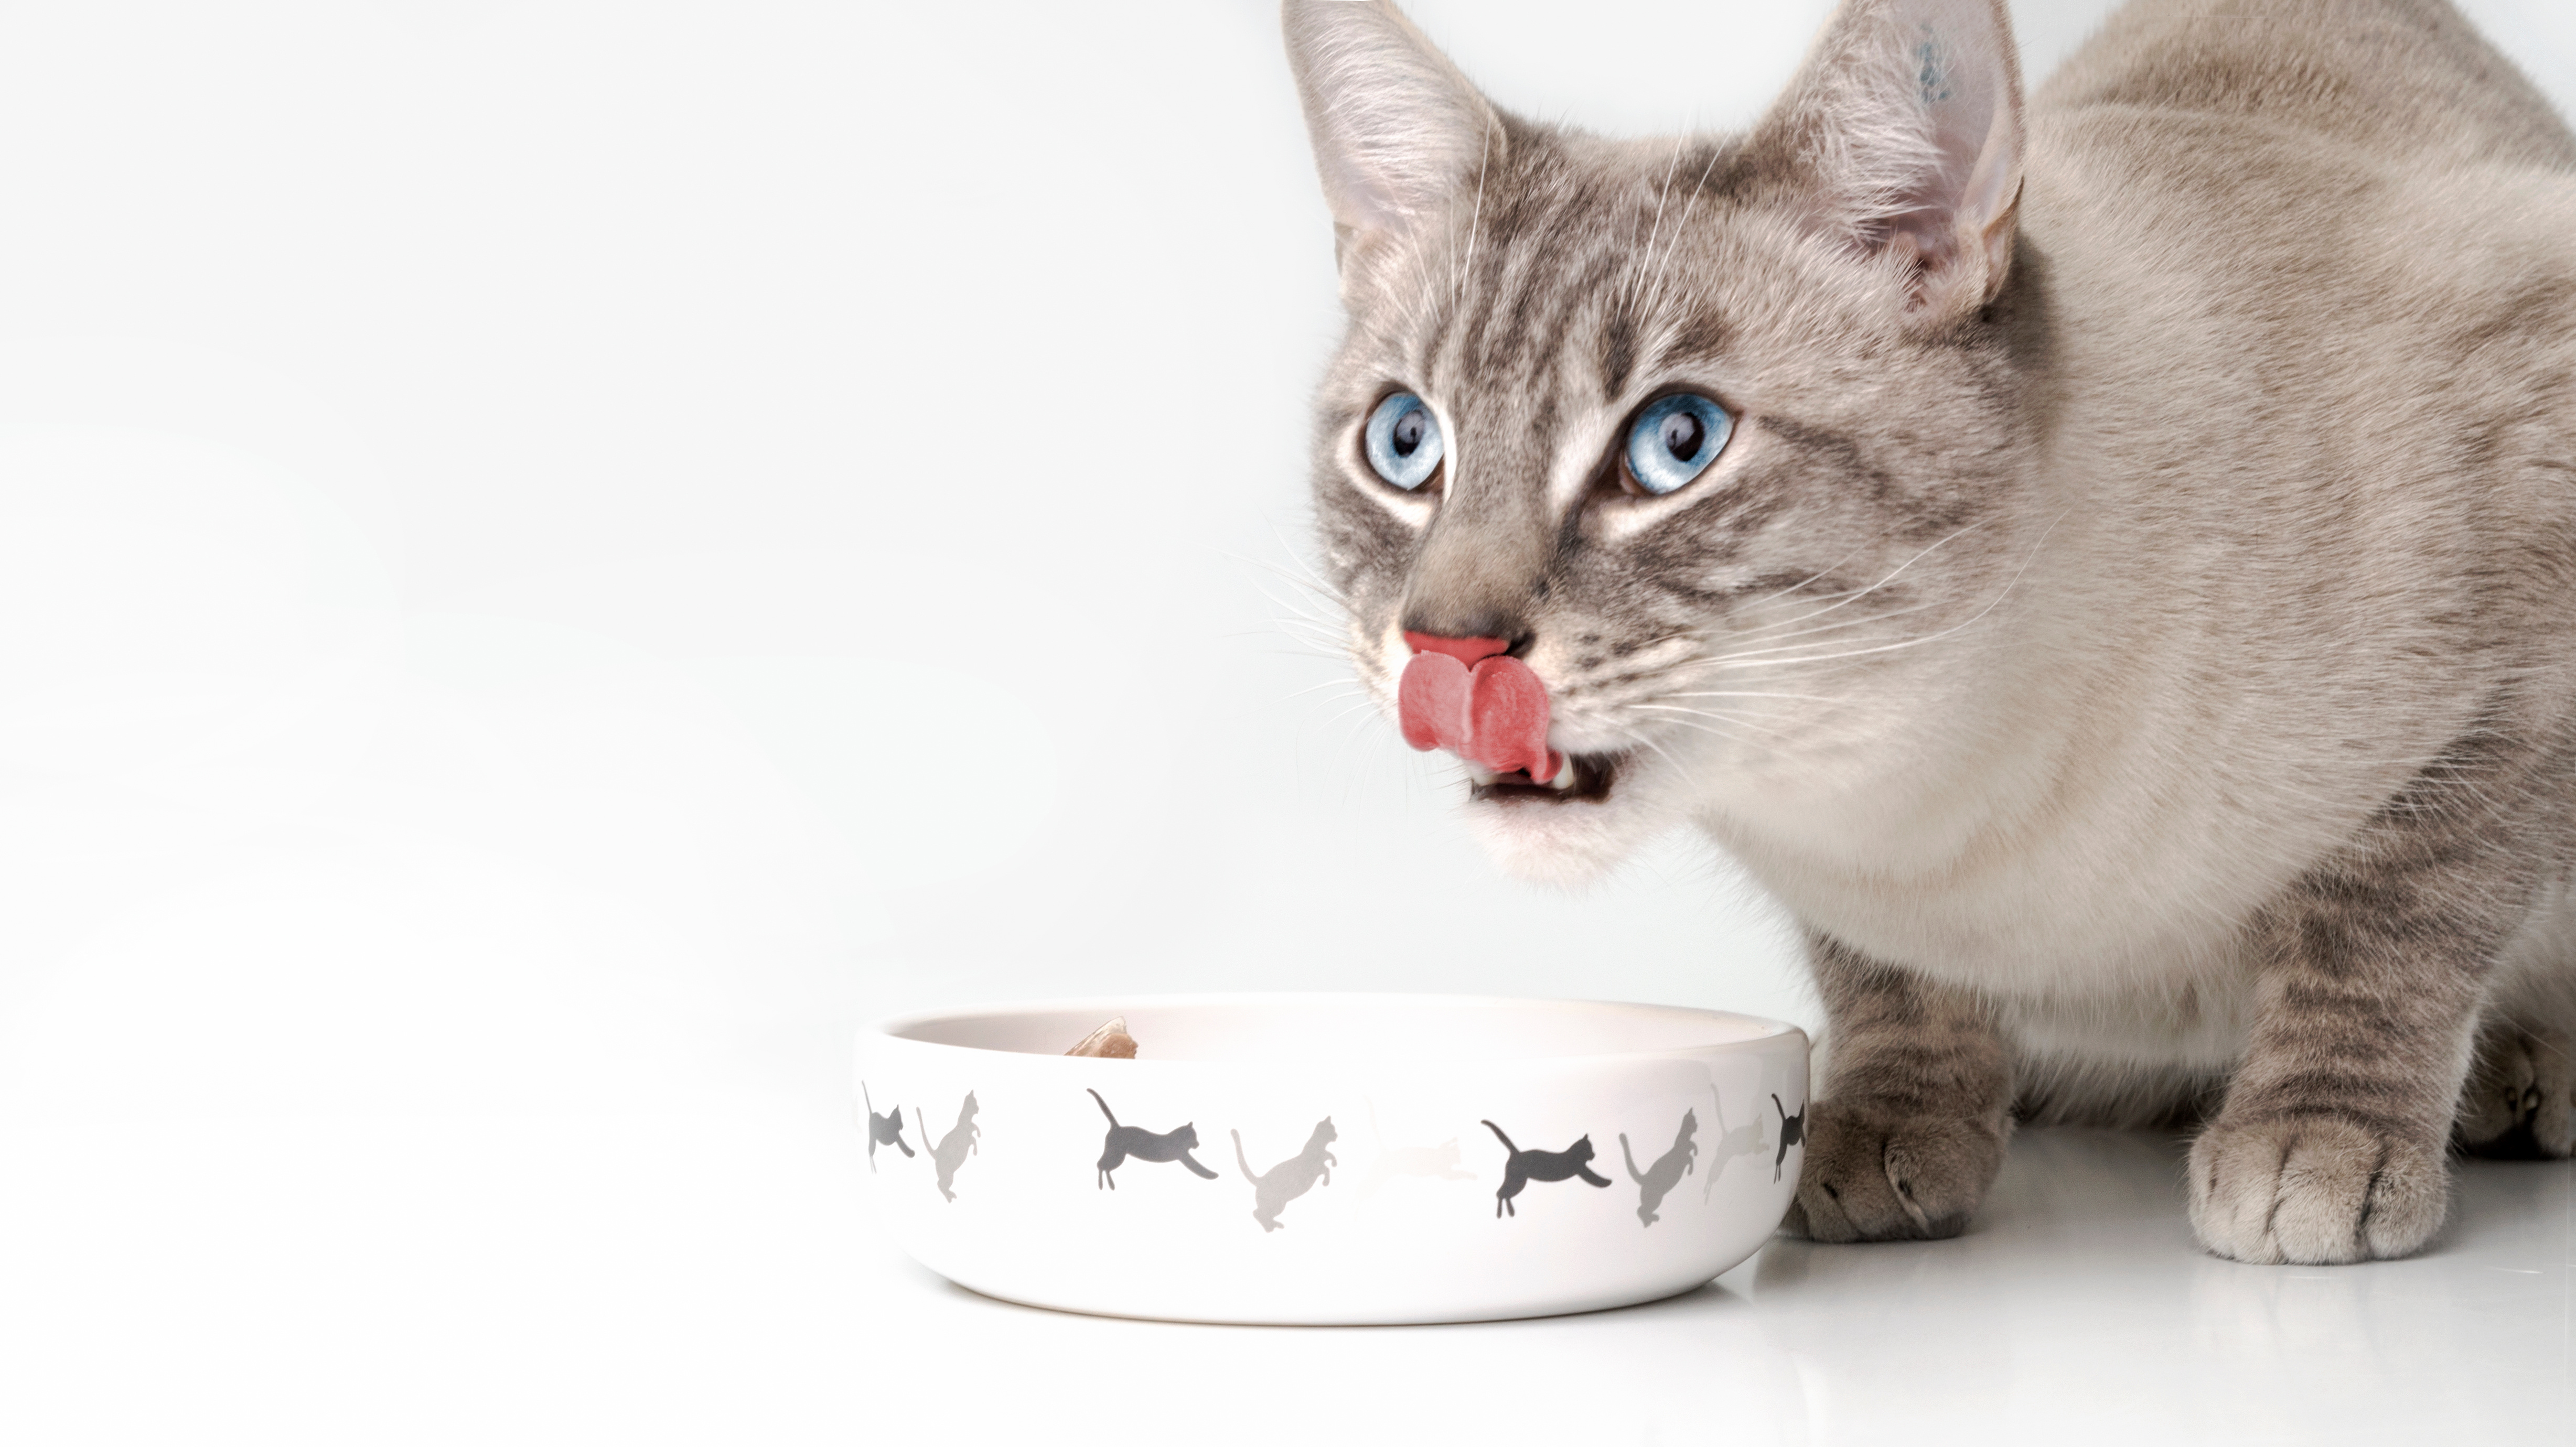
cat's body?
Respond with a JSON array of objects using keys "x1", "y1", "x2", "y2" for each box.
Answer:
[
  {"x1": 1233, "y1": 1118, "x2": 1338, "y2": 1230},
  {"x1": 920, "y1": 1093, "x2": 980, "y2": 1203},
  {"x1": 1619, "y1": 1109, "x2": 1699, "y2": 1226},
  {"x1": 1483, "y1": 1120, "x2": 1614, "y2": 1217},
  {"x1": 1089, "y1": 1088, "x2": 1220, "y2": 1189},
  {"x1": 1284, "y1": 0, "x2": 2576, "y2": 1264}
]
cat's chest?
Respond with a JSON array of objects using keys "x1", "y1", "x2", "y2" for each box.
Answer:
[{"x1": 1701, "y1": 766, "x2": 2296, "y2": 1001}]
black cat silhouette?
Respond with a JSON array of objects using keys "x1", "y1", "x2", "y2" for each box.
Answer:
[
  {"x1": 1619, "y1": 1109, "x2": 1698, "y2": 1228},
  {"x1": 1773, "y1": 1094, "x2": 1806, "y2": 1182},
  {"x1": 1482, "y1": 1119, "x2": 1613, "y2": 1218},
  {"x1": 1233, "y1": 1118, "x2": 1337, "y2": 1232},
  {"x1": 861, "y1": 1082, "x2": 913, "y2": 1171},
  {"x1": 1089, "y1": 1088, "x2": 1219, "y2": 1189},
  {"x1": 917, "y1": 1092, "x2": 980, "y2": 1203}
]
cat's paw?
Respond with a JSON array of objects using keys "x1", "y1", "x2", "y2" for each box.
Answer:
[
  {"x1": 2454, "y1": 1023, "x2": 2576, "y2": 1159},
  {"x1": 2187, "y1": 1115, "x2": 2446, "y2": 1264},
  {"x1": 1780, "y1": 1100, "x2": 2004, "y2": 1243}
]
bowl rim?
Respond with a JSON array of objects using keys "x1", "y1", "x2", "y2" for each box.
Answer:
[{"x1": 862, "y1": 990, "x2": 1808, "y2": 1067}]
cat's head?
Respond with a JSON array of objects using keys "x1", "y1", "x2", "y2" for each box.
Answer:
[
  {"x1": 1314, "y1": 1117, "x2": 1339, "y2": 1144},
  {"x1": 1570, "y1": 1135, "x2": 1596, "y2": 1162},
  {"x1": 1285, "y1": 0, "x2": 2036, "y2": 884},
  {"x1": 1176, "y1": 1124, "x2": 1200, "y2": 1149}
]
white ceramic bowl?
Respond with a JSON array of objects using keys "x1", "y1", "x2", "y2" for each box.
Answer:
[{"x1": 856, "y1": 993, "x2": 1808, "y2": 1325}]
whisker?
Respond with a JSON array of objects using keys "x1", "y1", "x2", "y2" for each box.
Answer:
[
  {"x1": 1639, "y1": 125, "x2": 1723, "y2": 319},
  {"x1": 1458, "y1": 115, "x2": 1496, "y2": 306},
  {"x1": 1683, "y1": 510, "x2": 2066, "y2": 676},
  {"x1": 1625, "y1": 132, "x2": 1689, "y2": 310},
  {"x1": 1658, "y1": 689, "x2": 1845, "y2": 705}
]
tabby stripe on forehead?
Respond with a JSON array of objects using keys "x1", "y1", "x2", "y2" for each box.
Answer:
[{"x1": 1462, "y1": 172, "x2": 1604, "y2": 377}]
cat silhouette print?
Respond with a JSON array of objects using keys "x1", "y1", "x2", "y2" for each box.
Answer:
[
  {"x1": 918, "y1": 1093, "x2": 980, "y2": 1203},
  {"x1": 1619, "y1": 1109, "x2": 1698, "y2": 1228},
  {"x1": 1773, "y1": 1095, "x2": 1806, "y2": 1183},
  {"x1": 1699, "y1": 1087, "x2": 1769, "y2": 1205},
  {"x1": 1233, "y1": 1118, "x2": 1337, "y2": 1232},
  {"x1": 1483, "y1": 1120, "x2": 1612, "y2": 1218},
  {"x1": 861, "y1": 1082, "x2": 914, "y2": 1172},
  {"x1": 1089, "y1": 1088, "x2": 1220, "y2": 1189}
]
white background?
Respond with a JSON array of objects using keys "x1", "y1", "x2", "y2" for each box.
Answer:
[{"x1": 4, "y1": 3, "x2": 2572, "y2": 1442}]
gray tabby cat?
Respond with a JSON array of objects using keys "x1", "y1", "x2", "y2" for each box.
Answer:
[{"x1": 1282, "y1": 0, "x2": 2576, "y2": 1265}]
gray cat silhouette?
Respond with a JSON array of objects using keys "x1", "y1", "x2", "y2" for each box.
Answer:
[
  {"x1": 1699, "y1": 1087, "x2": 1770, "y2": 1205},
  {"x1": 1232, "y1": 1118, "x2": 1337, "y2": 1232},
  {"x1": 860, "y1": 1082, "x2": 913, "y2": 1171},
  {"x1": 917, "y1": 1093, "x2": 980, "y2": 1203},
  {"x1": 1619, "y1": 1108, "x2": 1698, "y2": 1227},
  {"x1": 1088, "y1": 1088, "x2": 1219, "y2": 1189},
  {"x1": 1482, "y1": 1120, "x2": 1612, "y2": 1218}
]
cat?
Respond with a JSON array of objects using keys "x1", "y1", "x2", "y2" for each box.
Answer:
[
  {"x1": 1358, "y1": 1138, "x2": 1474, "y2": 1196},
  {"x1": 1232, "y1": 1117, "x2": 1338, "y2": 1231},
  {"x1": 1772, "y1": 1096, "x2": 1806, "y2": 1184},
  {"x1": 1282, "y1": 0, "x2": 2576, "y2": 1264},
  {"x1": 1619, "y1": 1108, "x2": 1698, "y2": 1227},
  {"x1": 1088, "y1": 1088, "x2": 1220, "y2": 1189},
  {"x1": 1482, "y1": 1120, "x2": 1613, "y2": 1218},
  {"x1": 1700, "y1": 1087, "x2": 1770, "y2": 1205},
  {"x1": 860, "y1": 1082, "x2": 913, "y2": 1171},
  {"x1": 918, "y1": 1093, "x2": 980, "y2": 1203}
]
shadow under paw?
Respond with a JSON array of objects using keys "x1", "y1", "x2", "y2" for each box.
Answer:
[{"x1": 1780, "y1": 1099, "x2": 2005, "y2": 1243}]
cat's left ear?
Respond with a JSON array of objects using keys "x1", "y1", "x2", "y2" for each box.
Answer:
[
  {"x1": 1282, "y1": 1, "x2": 1500, "y2": 263},
  {"x1": 1753, "y1": 0, "x2": 2023, "y2": 327}
]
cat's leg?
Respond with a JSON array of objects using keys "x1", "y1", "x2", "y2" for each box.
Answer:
[
  {"x1": 2188, "y1": 845, "x2": 2528, "y2": 1264},
  {"x1": 1784, "y1": 934, "x2": 2012, "y2": 1243}
]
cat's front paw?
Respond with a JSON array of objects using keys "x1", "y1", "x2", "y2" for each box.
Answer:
[
  {"x1": 1780, "y1": 1100, "x2": 2004, "y2": 1243},
  {"x1": 2187, "y1": 1115, "x2": 2446, "y2": 1264}
]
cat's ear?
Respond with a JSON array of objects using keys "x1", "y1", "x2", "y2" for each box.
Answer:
[
  {"x1": 1752, "y1": 0, "x2": 2023, "y2": 326},
  {"x1": 1281, "y1": 1, "x2": 1500, "y2": 258}
]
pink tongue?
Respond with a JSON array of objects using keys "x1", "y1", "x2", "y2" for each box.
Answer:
[{"x1": 1397, "y1": 651, "x2": 1561, "y2": 783}]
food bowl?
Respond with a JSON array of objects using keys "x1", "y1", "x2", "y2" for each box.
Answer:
[{"x1": 856, "y1": 993, "x2": 1808, "y2": 1325}]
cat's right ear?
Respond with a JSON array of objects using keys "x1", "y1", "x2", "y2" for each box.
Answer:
[
  {"x1": 1749, "y1": 0, "x2": 2024, "y2": 329},
  {"x1": 1281, "y1": 1, "x2": 1499, "y2": 267}
]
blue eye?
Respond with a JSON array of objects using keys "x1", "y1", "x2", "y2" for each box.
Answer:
[
  {"x1": 1624, "y1": 393, "x2": 1732, "y2": 496},
  {"x1": 1364, "y1": 392, "x2": 1445, "y2": 491}
]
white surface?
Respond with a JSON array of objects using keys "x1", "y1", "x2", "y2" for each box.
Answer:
[
  {"x1": 861, "y1": 996, "x2": 1805, "y2": 1324},
  {"x1": 2, "y1": 1, "x2": 2573, "y2": 1441}
]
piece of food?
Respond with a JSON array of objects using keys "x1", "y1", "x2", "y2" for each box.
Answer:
[{"x1": 1065, "y1": 1017, "x2": 1137, "y2": 1059}]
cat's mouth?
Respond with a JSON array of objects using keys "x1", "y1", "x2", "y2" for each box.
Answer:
[{"x1": 1467, "y1": 751, "x2": 1618, "y2": 804}]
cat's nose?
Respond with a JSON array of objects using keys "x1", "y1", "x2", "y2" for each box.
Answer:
[{"x1": 1402, "y1": 631, "x2": 1513, "y2": 665}]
